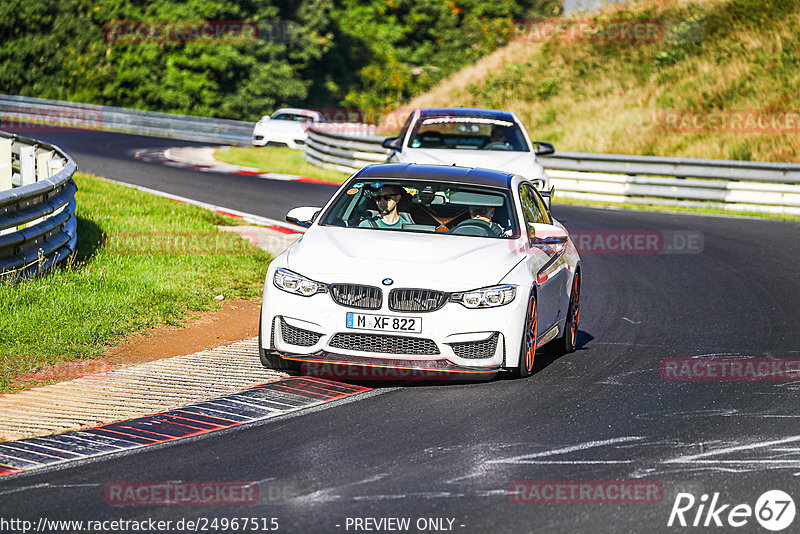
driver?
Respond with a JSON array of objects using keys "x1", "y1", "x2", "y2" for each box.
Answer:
[
  {"x1": 466, "y1": 206, "x2": 503, "y2": 236},
  {"x1": 484, "y1": 125, "x2": 511, "y2": 149},
  {"x1": 359, "y1": 185, "x2": 406, "y2": 229}
]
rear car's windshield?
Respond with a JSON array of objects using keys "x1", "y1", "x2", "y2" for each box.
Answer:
[
  {"x1": 272, "y1": 112, "x2": 315, "y2": 122},
  {"x1": 319, "y1": 178, "x2": 519, "y2": 239},
  {"x1": 408, "y1": 115, "x2": 528, "y2": 151}
]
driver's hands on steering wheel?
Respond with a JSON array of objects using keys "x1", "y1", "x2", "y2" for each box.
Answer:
[{"x1": 483, "y1": 141, "x2": 512, "y2": 150}]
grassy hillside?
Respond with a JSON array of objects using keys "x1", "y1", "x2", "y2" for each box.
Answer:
[{"x1": 393, "y1": 0, "x2": 800, "y2": 162}]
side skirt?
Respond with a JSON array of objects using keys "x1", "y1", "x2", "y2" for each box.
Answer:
[{"x1": 537, "y1": 324, "x2": 560, "y2": 346}]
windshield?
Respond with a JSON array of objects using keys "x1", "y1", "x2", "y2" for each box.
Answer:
[
  {"x1": 408, "y1": 115, "x2": 529, "y2": 151},
  {"x1": 271, "y1": 112, "x2": 315, "y2": 122},
  {"x1": 319, "y1": 178, "x2": 519, "y2": 239}
]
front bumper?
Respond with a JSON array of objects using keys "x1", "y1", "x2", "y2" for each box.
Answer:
[
  {"x1": 284, "y1": 352, "x2": 499, "y2": 380},
  {"x1": 261, "y1": 282, "x2": 529, "y2": 371}
]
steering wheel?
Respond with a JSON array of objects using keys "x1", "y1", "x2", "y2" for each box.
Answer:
[
  {"x1": 450, "y1": 219, "x2": 501, "y2": 237},
  {"x1": 483, "y1": 142, "x2": 512, "y2": 151}
]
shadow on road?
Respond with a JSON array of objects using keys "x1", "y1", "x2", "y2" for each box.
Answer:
[{"x1": 531, "y1": 329, "x2": 594, "y2": 375}]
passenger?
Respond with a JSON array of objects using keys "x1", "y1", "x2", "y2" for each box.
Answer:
[{"x1": 359, "y1": 185, "x2": 406, "y2": 229}]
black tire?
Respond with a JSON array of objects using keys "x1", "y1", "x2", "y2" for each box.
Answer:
[
  {"x1": 258, "y1": 313, "x2": 300, "y2": 373},
  {"x1": 513, "y1": 290, "x2": 537, "y2": 379},
  {"x1": 559, "y1": 270, "x2": 581, "y2": 354}
]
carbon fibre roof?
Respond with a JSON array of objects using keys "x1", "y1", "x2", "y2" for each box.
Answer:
[{"x1": 353, "y1": 163, "x2": 514, "y2": 189}]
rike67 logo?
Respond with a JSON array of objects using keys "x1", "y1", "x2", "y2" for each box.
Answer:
[{"x1": 668, "y1": 490, "x2": 796, "y2": 531}]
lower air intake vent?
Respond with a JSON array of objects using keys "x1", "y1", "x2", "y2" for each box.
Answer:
[
  {"x1": 329, "y1": 333, "x2": 439, "y2": 355},
  {"x1": 449, "y1": 333, "x2": 499, "y2": 359},
  {"x1": 280, "y1": 318, "x2": 322, "y2": 347}
]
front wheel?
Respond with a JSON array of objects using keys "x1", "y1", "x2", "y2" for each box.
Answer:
[
  {"x1": 559, "y1": 271, "x2": 581, "y2": 354},
  {"x1": 513, "y1": 292, "x2": 537, "y2": 379}
]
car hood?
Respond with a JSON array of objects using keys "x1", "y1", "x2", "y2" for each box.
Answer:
[
  {"x1": 285, "y1": 226, "x2": 524, "y2": 290},
  {"x1": 399, "y1": 149, "x2": 544, "y2": 179}
]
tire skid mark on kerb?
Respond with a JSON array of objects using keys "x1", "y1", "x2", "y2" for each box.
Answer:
[{"x1": 0, "y1": 377, "x2": 369, "y2": 479}]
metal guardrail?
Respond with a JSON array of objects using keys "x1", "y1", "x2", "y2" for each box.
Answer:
[
  {"x1": 0, "y1": 131, "x2": 78, "y2": 278},
  {"x1": 305, "y1": 129, "x2": 388, "y2": 173},
  {"x1": 304, "y1": 127, "x2": 800, "y2": 215},
  {"x1": 0, "y1": 94, "x2": 254, "y2": 145}
]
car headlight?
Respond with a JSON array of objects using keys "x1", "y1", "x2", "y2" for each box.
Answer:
[
  {"x1": 273, "y1": 268, "x2": 327, "y2": 297},
  {"x1": 450, "y1": 285, "x2": 516, "y2": 308}
]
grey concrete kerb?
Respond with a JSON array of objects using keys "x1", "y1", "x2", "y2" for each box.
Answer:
[{"x1": 0, "y1": 338, "x2": 288, "y2": 442}]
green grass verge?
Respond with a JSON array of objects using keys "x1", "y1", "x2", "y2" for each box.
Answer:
[
  {"x1": 0, "y1": 173, "x2": 271, "y2": 392},
  {"x1": 214, "y1": 146, "x2": 348, "y2": 184}
]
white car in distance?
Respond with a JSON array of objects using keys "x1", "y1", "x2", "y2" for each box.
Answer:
[
  {"x1": 383, "y1": 107, "x2": 555, "y2": 197},
  {"x1": 252, "y1": 108, "x2": 322, "y2": 149}
]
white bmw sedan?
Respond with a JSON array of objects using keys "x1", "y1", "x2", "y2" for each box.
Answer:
[
  {"x1": 383, "y1": 107, "x2": 555, "y2": 192},
  {"x1": 260, "y1": 163, "x2": 581, "y2": 379}
]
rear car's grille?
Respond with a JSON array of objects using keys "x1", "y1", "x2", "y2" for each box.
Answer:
[
  {"x1": 449, "y1": 333, "x2": 499, "y2": 359},
  {"x1": 280, "y1": 318, "x2": 322, "y2": 347},
  {"x1": 329, "y1": 333, "x2": 439, "y2": 355},
  {"x1": 330, "y1": 284, "x2": 382, "y2": 309},
  {"x1": 389, "y1": 288, "x2": 447, "y2": 312}
]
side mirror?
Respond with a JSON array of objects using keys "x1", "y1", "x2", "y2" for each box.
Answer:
[
  {"x1": 540, "y1": 185, "x2": 555, "y2": 211},
  {"x1": 528, "y1": 223, "x2": 568, "y2": 246},
  {"x1": 382, "y1": 137, "x2": 402, "y2": 151},
  {"x1": 286, "y1": 206, "x2": 321, "y2": 228},
  {"x1": 534, "y1": 141, "x2": 555, "y2": 156},
  {"x1": 529, "y1": 178, "x2": 546, "y2": 190}
]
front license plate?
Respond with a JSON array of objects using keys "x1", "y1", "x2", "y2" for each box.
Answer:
[{"x1": 346, "y1": 312, "x2": 422, "y2": 333}]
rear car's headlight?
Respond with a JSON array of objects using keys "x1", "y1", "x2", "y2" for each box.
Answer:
[
  {"x1": 273, "y1": 268, "x2": 327, "y2": 296},
  {"x1": 450, "y1": 285, "x2": 516, "y2": 308}
]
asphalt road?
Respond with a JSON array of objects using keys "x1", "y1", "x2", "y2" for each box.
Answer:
[
  {"x1": 8, "y1": 126, "x2": 340, "y2": 220},
  {"x1": 2, "y1": 128, "x2": 800, "y2": 533}
]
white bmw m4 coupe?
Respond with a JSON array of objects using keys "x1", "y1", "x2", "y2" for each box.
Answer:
[{"x1": 260, "y1": 163, "x2": 581, "y2": 380}]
